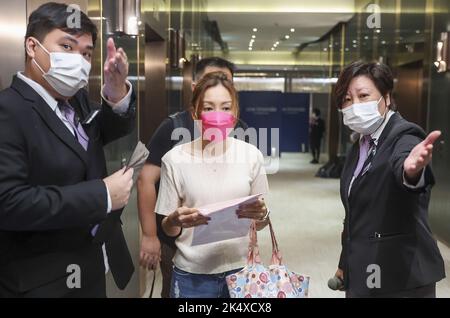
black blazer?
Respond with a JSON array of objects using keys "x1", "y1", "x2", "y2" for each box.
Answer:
[
  {"x1": 338, "y1": 112, "x2": 445, "y2": 296},
  {"x1": 0, "y1": 76, "x2": 136, "y2": 296}
]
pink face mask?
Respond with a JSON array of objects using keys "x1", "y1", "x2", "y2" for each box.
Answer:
[{"x1": 200, "y1": 111, "x2": 236, "y2": 142}]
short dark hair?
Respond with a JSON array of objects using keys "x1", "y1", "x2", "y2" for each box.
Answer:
[
  {"x1": 334, "y1": 61, "x2": 396, "y2": 111},
  {"x1": 25, "y1": 2, "x2": 98, "y2": 48},
  {"x1": 312, "y1": 108, "x2": 321, "y2": 117},
  {"x1": 194, "y1": 57, "x2": 235, "y2": 81}
]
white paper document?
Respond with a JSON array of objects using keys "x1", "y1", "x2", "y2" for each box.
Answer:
[
  {"x1": 191, "y1": 194, "x2": 262, "y2": 246},
  {"x1": 124, "y1": 141, "x2": 150, "y2": 185}
]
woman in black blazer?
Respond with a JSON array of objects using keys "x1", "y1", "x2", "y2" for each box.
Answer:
[{"x1": 333, "y1": 61, "x2": 445, "y2": 298}]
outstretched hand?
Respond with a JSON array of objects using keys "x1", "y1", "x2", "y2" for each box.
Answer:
[{"x1": 404, "y1": 130, "x2": 441, "y2": 184}]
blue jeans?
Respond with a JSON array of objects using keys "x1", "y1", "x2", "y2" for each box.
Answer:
[{"x1": 170, "y1": 266, "x2": 242, "y2": 298}]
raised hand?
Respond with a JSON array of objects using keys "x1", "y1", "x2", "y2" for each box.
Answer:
[{"x1": 103, "y1": 37, "x2": 129, "y2": 103}]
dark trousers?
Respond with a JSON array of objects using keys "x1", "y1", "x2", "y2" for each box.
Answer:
[
  {"x1": 160, "y1": 242, "x2": 177, "y2": 298},
  {"x1": 310, "y1": 139, "x2": 321, "y2": 161},
  {"x1": 346, "y1": 283, "x2": 436, "y2": 298}
]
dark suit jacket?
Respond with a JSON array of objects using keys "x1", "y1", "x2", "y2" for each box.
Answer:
[
  {"x1": 0, "y1": 76, "x2": 136, "y2": 296},
  {"x1": 338, "y1": 112, "x2": 445, "y2": 297}
]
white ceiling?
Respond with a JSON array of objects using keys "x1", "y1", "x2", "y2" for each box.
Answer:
[
  {"x1": 204, "y1": 0, "x2": 355, "y2": 53},
  {"x1": 208, "y1": 12, "x2": 355, "y2": 52}
]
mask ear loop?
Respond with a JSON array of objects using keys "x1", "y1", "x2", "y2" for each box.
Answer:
[
  {"x1": 30, "y1": 39, "x2": 50, "y2": 75},
  {"x1": 371, "y1": 95, "x2": 390, "y2": 135},
  {"x1": 381, "y1": 95, "x2": 392, "y2": 118},
  {"x1": 32, "y1": 59, "x2": 46, "y2": 75}
]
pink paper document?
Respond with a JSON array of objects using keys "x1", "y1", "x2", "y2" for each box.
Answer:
[{"x1": 191, "y1": 194, "x2": 262, "y2": 246}]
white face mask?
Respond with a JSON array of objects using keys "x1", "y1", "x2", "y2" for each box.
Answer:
[
  {"x1": 341, "y1": 96, "x2": 386, "y2": 135},
  {"x1": 32, "y1": 40, "x2": 91, "y2": 97}
]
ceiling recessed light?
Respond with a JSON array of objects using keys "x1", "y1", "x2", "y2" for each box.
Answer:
[
  {"x1": 353, "y1": 40, "x2": 357, "y2": 44},
  {"x1": 376, "y1": 29, "x2": 381, "y2": 33},
  {"x1": 323, "y1": 48, "x2": 328, "y2": 51},
  {"x1": 285, "y1": 35, "x2": 290, "y2": 39},
  {"x1": 253, "y1": 28, "x2": 258, "y2": 32},
  {"x1": 271, "y1": 48, "x2": 275, "y2": 51},
  {"x1": 249, "y1": 47, "x2": 253, "y2": 51},
  {"x1": 290, "y1": 28, "x2": 295, "y2": 32},
  {"x1": 364, "y1": 36, "x2": 369, "y2": 40},
  {"x1": 353, "y1": 44, "x2": 357, "y2": 48},
  {"x1": 416, "y1": 30, "x2": 421, "y2": 34},
  {"x1": 381, "y1": 40, "x2": 386, "y2": 45},
  {"x1": 252, "y1": 35, "x2": 256, "y2": 39}
]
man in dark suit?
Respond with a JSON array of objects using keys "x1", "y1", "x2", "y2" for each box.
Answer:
[
  {"x1": 334, "y1": 61, "x2": 445, "y2": 298},
  {"x1": 0, "y1": 3, "x2": 136, "y2": 297}
]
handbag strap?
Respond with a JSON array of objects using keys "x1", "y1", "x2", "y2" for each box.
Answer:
[
  {"x1": 247, "y1": 220, "x2": 283, "y2": 266},
  {"x1": 247, "y1": 221, "x2": 262, "y2": 265},
  {"x1": 148, "y1": 269, "x2": 156, "y2": 298},
  {"x1": 268, "y1": 220, "x2": 283, "y2": 265}
]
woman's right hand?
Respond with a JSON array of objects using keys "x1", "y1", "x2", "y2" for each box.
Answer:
[{"x1": 168, "y1": 207, "x2": 211, "y2": 229}]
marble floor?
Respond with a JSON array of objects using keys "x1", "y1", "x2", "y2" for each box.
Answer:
[{"x1": 144, "y1": 153, "x2": 450, "y2": 298}]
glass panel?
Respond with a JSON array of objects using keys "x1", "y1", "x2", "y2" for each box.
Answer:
[{"x1": 87, "y1": 0, "x2": 142, "y2": 298}]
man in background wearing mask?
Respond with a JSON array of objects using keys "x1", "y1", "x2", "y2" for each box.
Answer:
[{"x1": 0, "y1": 3, "x2": 136, "y2": 297}]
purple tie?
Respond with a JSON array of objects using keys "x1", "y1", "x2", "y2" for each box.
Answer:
[
  {"x1": 353, "y1": 135, "x2": 372, "y2": 178},
  {"x1": 58, "y1": 102, "x2": 89, "y2": 151}
]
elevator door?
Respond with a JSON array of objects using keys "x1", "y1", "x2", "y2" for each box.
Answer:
[
  {"x1": 0, "y1": 0, "x2": 26, "y2": 90},
  {"x1": 423, "y1": 0, "x2": 450, "y2": 245},
  {"x1": 395, "y1": 60, "x2": 427, "y2": 129},
  {"x1": 140, "y1": 24, "x2": 167, "y2": 144}
]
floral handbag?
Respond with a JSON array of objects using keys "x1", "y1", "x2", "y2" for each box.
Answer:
[{"x1": 226, "y1": 220, "x2": 310, "y2": 298}]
